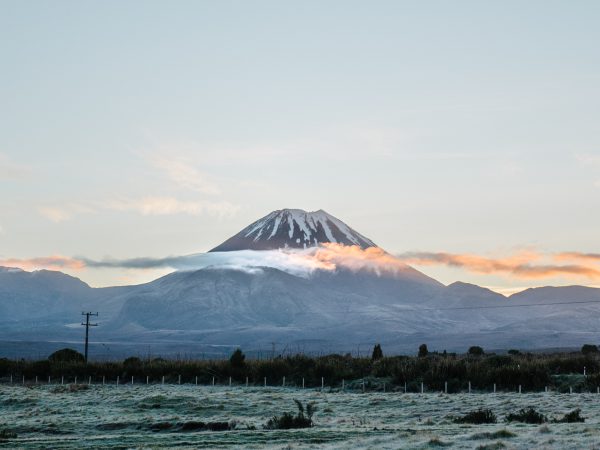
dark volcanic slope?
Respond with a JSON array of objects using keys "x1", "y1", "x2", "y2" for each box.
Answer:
[{"x1": 210, "y1": 209, "x2": 376, "y2": 252}]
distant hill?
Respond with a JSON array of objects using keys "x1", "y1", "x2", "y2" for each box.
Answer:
[{"x1": 2, "y1": 208, "x2": 600, "y2": 358}]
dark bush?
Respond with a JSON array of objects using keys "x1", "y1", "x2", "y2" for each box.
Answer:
[
  {"x1": 48, "y1": 348, "x2": 85, "y2": 363},
  {"x1": 418, "y1": 344, "x2": 429, "y2": 358},
  {"x1": 230, "y1": 349, "x2": 246, "y2": 369},
  {"x1": 468, "y1": 346, "x2": 485, "y2": 356},
  {"x1": 265, "y1": 400, "x2": 316, "y2": 429},
  {"x1": 506, "y1": 407, "x2": 546, "y2": 424},
  {"x1": 454, "y1": 408, "x2": 497, "y2": 424},
  {"x1": 372, "y1": 344, "x2": 383, "y2": 361},
  {"x1": 554, "y1": 409, "x2": 584, "y2": 423},
  {"x1": 0, "y1": 429, "x2": 17, "y2": 442},
  {"x1": 581, "y1": 344, "x2": 598, "y2": 355}
]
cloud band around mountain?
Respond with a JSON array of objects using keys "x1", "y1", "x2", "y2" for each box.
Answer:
[{"x1": 2, "y1": 246, "x2": 600, "y2": 282}]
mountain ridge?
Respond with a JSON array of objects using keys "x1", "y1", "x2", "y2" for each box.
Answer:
[{"x1": 2, "y1": 208, "x2": 600, "y2": 357}]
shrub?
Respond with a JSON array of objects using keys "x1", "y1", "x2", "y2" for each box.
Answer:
[
  {"x1": 123, "y1": 357, "x2": 142, "y2": 368},
  {"x1": 581, "y1": 344, "x2": 598, "y2": 355},
  {"x1": 468, "y1": 346, "x2": 485, "y2": 356},
  {"x1": 0, "y1": 429, "x2": 17, "y2": 442},
  {"x1": 48, "y1": 348, "x2": 84, "y2": 363},
  {"x1": 230, "y1": 349, "x2": 245, "y2": 369},
  {"x1": 454, "y1": 408, "x2": 497, "y2": 424},
  {"x1": 372, "y1": 344, "x2": 383, "y2": 361},
  {"x1": 507, "y1": 349, "x2": 521, "y2": 355},
  {"x1": 506, "y1": 407, "x2": 546, "y2": 424},
  {"x1": 554, "y1": 409, "x2": 584, "y2": 423},
  {"x1": 265, "y1": 400, "x2": 316, "y2": 429}
]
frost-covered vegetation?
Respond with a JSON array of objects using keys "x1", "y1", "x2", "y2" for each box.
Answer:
[{"x1": 0, "y1": 385, "x2": 598, "y2": 449}]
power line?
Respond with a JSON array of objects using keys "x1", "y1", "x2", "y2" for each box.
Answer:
[{"x1": 406, "y1": 299, "x2": 600, "y2": 311}]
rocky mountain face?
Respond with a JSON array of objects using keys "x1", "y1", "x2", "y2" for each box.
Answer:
[{"x1": 210, "y1": 209, "x2": 376, "y2": 252}]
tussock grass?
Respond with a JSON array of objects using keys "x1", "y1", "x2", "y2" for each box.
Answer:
[
  {"x1": 454, "y1": 408, "x2": 497, "y2": 424},
  {"x1": 469, "y1": 429, "x2": 516, "y2": 440},
  {"x1": 506, "y1": 407, "x2": 547, "y2": 424}
]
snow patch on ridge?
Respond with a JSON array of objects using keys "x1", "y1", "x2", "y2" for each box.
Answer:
[{"x1": 210, "y1": 208, "x2": 377, "y2": 252}]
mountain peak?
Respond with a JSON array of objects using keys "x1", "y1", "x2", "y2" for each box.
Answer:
[{"x1": 210, "y1": 208, "x2": 377, "y2": 252}]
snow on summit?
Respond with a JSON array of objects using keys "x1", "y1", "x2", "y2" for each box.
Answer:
[{"x1": 210, "y1": 209, "x2": 377, "y2": 252}]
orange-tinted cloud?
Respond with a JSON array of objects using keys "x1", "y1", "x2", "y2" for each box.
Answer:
[
  {"x1": 398, "y1": 251, "x2": 600, "y2": 280},
  {"x1": 0, "y1": 256, "x2": 85, "y2": 272},
  {"x1": 4, "y1": 246, "x2": 600, "y2": 283},
  {"x1": 554, "y1": 252, "x2": 600, "y2": 263},
  {"x1": 302, "y1": 243, "x2": 412, "y2": 275}
]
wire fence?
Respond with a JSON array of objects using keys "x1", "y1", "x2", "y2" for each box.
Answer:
[{"x1": 1, "y1": 375, "x2": 599, "y2": 395}]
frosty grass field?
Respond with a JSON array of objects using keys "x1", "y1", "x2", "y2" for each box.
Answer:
[{"x1": 1, "y1": 384, "x2": 599, "y2": 449}]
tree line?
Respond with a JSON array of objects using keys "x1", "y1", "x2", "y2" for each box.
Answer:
[{"x1": 1, "y1": 344, "x2": 600, "y2": 392}]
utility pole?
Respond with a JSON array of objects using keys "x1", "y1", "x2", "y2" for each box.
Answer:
[{"x1": 81, "y1": 312, "x2": 98, "y2": 363}]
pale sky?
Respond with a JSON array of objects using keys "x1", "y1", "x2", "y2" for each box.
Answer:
[{"x1": 1, "y1": 1, "x2": 599, "y2": 293}]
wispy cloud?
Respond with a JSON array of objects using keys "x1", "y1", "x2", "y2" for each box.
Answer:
[
  {"x1": 0, "y1": 255, "x2": 85, "y2": 271},
  {"x1": 576, "y1": 153, "x2": 600, "y2": 166},
  {"x1": 6, "y1": 246, "x2": 600, "y2": 284},
  {"x1": 148, "y1": 154, "x2": 221, "y2": 195},
  {"x1": 576, "y1": 153, "x2": 600, "y2": 189},
  {"x1": 38, "y1": 204, "x2": 96, "y2": 223},
  {"x1": 555, "y1": 252, "x2": 600, "y2": 263},
  {"x1": 0, "y1": 153, "x2": 30, "y2": 180},
  {"x1": 398, "y1": 250, "x2": 600, "y2": 280},
  {"x1": 4, "y1": 244, "x2": 413, "y2": 278},
  {"x1": 37, "y1": 148, "x2": 240, "y2": 223},
  {"x1": 106, "y1": 196, "x2": 239, "y2": 217}
]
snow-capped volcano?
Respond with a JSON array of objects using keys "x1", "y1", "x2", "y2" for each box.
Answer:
[{"x1": 210, "y1": 209, "x2": 377, "y2": 252}]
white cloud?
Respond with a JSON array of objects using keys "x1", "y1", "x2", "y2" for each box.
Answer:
[
  {"x1": 38, "y1": 204, "x2": 96, "y2": 223},
  {"x1": 147, "y1": 154, "x2": 221, "y2": 195},
  {"x1": 0, "y1": 153, "x2": 30, "y2": 180},
  {"x1": 576, "y1": 153, "x2": 600, "y2": 189},
  {"x1": 39, "y1": 207, "x2": 71, "y2": 223},
  {"x1": 576, "y1": 153, "x2": 600, "y2": 166},
  {"x1": 107, "y1": 196, "x2": 239, "y2": 218}
]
